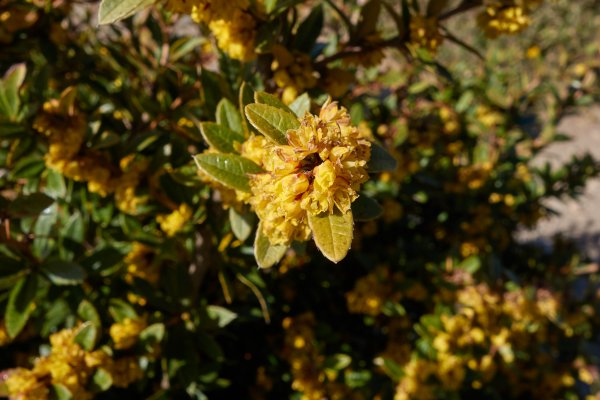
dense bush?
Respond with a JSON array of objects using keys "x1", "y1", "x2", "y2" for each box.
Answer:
[{"x1": 1, "y1": 0, "x2": 600, "y2": 399}]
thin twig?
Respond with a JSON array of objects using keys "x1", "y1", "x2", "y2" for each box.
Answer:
[
  {"x1": 439, "y1": 0, "x2": 483, "y2": 21},
  {"x1": 236, "y1": 273, "x2": 271, "y2": 324}
]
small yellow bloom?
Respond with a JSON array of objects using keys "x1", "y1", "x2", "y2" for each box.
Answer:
[
  {"x1": 110, "y1": 317, "x2": 147, "y2": 350},
  {"x1": 157, "y1": 204, "x2": 193, "y2": 237},
  {"x1": 410, "y1": 15, "x2": 444, "y2": 53}
]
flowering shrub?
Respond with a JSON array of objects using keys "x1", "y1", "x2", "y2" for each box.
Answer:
[{"x1": 1, "y1": 0, "x2": 600, "y2": 399}]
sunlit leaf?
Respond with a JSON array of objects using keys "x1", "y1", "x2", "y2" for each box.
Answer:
[
  {"x1": 216, "y1": 98, "x2": 244, "y2": 135},
  {"x1": 199, "y1": 122, "x2": 245, "y2": 153},
  {"x1": 245, "y1": 103, "x2": 299, "y2": 144},
  {"x1": 98, "y1": 0, "x2": 156, "y2": 24},
  {"x1": 194, "y1": 153, "x2": 263, "y2": 192},
  {"x1": 308, "y1": 208, "x2": 354, "y2": 263},
  {"x1": 254, "y1": 222, "x2": 288, "y2": 268}
]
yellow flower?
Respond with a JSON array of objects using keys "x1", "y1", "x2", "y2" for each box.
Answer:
[
  {"x1": 190, "y1": 0, "x2": 256, "y2": 61},
  {"x1": 34, "y1": 88, "x2": 86, "y2": 165},
  {"x1": 109, "y1": 317, "x2": 147, "y2": 350},
  {"x1": 247, "y1": 100, "x2": 371, "y2": 246},
  {"x1": 409, "y1": 15, "x2": 444, "y2": 53},
  {"x1": 346, "y1": 266, "x2": 400, "y2": 316},
  {"x1": 157, "y1": 203, "x2": 193, "y2": 237},
  {"x1": 4, "y1": 368, "x2": 49, "y2": 400},
  {"x1": 477, "y1": 1, "x2": 542, "y2": 38},
  {"x1": 125, "y1": 242, "x2": 158, "y2": 283},
  {"x1": 271, "y1": 45, "x2": 318, "y2": 104}
]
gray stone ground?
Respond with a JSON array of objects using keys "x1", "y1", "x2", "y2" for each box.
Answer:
[{"x1": 519, "y1": 105, "x2": 600, "y2": 261}]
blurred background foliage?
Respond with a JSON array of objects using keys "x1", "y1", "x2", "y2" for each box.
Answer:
[{"x1": 0, "y1": 0, "x2": 600, "y2": 399}]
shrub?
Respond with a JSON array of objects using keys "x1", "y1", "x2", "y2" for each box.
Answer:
[{"x1": 0, "y1": 0, "x2": 599, "y2": 399}]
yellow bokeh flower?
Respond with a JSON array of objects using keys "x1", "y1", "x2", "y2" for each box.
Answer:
[
  {"x1": 190, "y1": 0, "x2": 257, "y2": 62},
  {"x1": 409, "y1": 15, "x2": 444, "y2": 53},
  {"x1": 271, "y1": 45, "x2": 318, "y2": 104},
  {"x1": 109, "y1": 317, "x2": 147, "y2": 350},
  {"x1": 157, "y1": 203, "x2": 193, "y2": 237}
]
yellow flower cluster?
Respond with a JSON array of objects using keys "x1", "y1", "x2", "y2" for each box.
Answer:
[
  {"x1": 393, "y1": 283, "x2": 595, "y2": 399},
  {"x1": 34, "y1": 89, "x2": 148, "y2": 213},
  {"x1": 114, "y1": 155, "x2": 149, "y2": 214},
  {"x1": 246, "y1": 100, "x2": 371, "y2": 246},
  {"x1": 409, "y1": 15, "x2": 444, "y2": 53},
  {"x1": 124, "y1": 242, "x2": 158, "y2": 283},
  {"x1": 109, "y1": 317, "x2": 147, "y2": 350},
  {"x1": 281, "y1": 313, "x2": 357, "y2": 400},
  {"x1": 156, "y1": 203, "x2": 193, "y2": 237},
  {"x1": 346, "y1": 265, "x2": 401, "y2": 316},
  {"x1": 477, "y1": 1, "x2": 543, "y2": 38},
  {"x1": 4, "y1": 327, "x2": 143, "y2": 399},
  {"x1": 271, "y1": 45, "x2": 318, "y2": 104},
  {"x1": 175, "y1": 0, "x2": 258, "y2": 61},
  {"x1": 445, "y1": 161, "x2": 494, "y2": 192}
]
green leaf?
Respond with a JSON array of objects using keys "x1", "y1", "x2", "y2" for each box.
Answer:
[
  {"x1": 62, "y1": 212, "x2": 85, "y2": 243},
  {"x1": 216, "y1": 98, "x2": 243, "y2": 135},
  {"x1": 169, "y1": 37, "x2": 204, "y2": 63},
  {"x1": 9, "y1": 156, "x2": 45, "y2": 179},
  {"x1": 308, "y1": 208, "x2": 354, "y2": 263},
  {"x1": 109, "y1": 299, "x2": 138, "y2": 322},
  {"x1": 6, "y1": 275, "x2": 37, "y2": 338},
  {"x1": 245, "y1": 103, "x2": 299, "y2": 145},
  {"x1": 0, "y1": 119, "x2": 25, "y2": 138},
  {"x1": 7, "y1": 193, "x2": 54, "y2": 218},
  {"x1": 98, "y1": 0, "x2": 156, "y2": 24},
  {"x1": 0, "y1": 63, "x2": 26, "y2": 119},
  {"x1": 90, "y1": 368, "x2": 113, "y2": 392},
  {"x1": 367, "y1": 143, "x2": 398, "y2": 172},
  {"x1": 50, "y1": 384, "x2": 73, "y2": 400},
  {"x1": 199, "y1": 122, "x2": 245, "y2": 154},
  {"x1": 45, "y1": 170, "x2": 67, "y2": 199},
  {"x1": 207, "y1": 305, "x2": 237, "y2": 328},
  {"x1": 458, "y1": 255, "x2": 481, "y2": 274},
  {"x1": 351, "y1": 196, "x2": 383, "y2": 221},
  {"x1": 193, "y1": 153, "x2": 263, "y2": 192},
  {"x1": 78, "y1": 300, "x2": 101, "y2": 327},
  {"x1": 74, "y1": 322, "x2": 98, "y2": 351},
  {"x1": 139, "y1": 323, "x2": 166, "y2": 353},
  {"x1": 0, "y1": 256, "x2": 27, "y2": 289},
  {"x1": 197, "y1": 331, "x2": 224, "y2": 361},
  {"x1": 295, "y1": 5, "x2": 324, "y2": 52},
  {"x1": 140, "y1": 323, "x2": 165, "y2": 350},
  {"x1": 254, "y1": 92, "x2": 293, "y2": 114},
  {"x1": 229, "y1": 207, "x2": 256, "y2": 242},
  {"x1": 42, "y1": 260, "x2": 86, "y2": 285},
  {"x1": 254, "y1": 222, "x2": 288, "y2": 268},
  {"x1": 239, "y1": 82, "x2": 256, "y2": 135},
  {"x1": 80, "y1": 247, "x2": 124, "y2": 275},
  {"x1": 288, "y1": 93, "x2": 311, "y2": 118}
]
